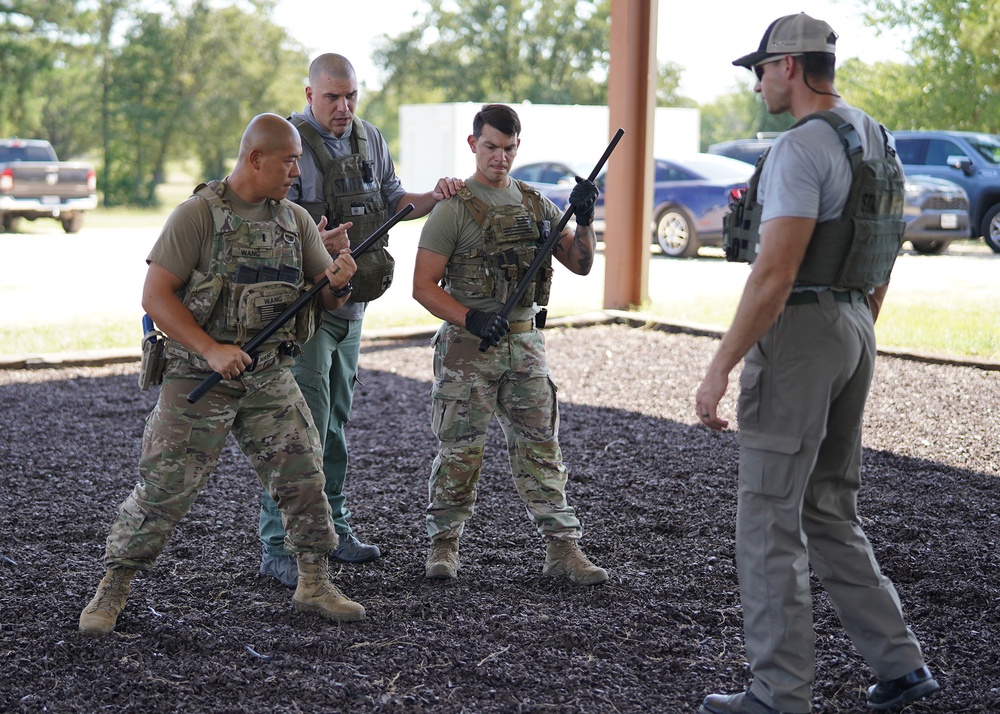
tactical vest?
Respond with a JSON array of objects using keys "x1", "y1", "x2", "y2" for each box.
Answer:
[
  {"x1": 168, "y1": 180, "x2": 320, "y2": 366},
  {"x1": 723, "y1": 110, "x2": 906, "y2": 292},
  {"x1": 290, "y1": 115, "x2": 393, "y2": 302},
  {"x1": 444, "y1": 180, "x2": 552, "y2": 308}
]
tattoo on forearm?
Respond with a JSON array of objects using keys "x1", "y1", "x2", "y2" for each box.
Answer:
[{"x1": 575, "y1": 231, "x2": 594, "y2": 272}]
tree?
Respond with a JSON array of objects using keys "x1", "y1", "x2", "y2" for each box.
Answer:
[
  {"x1": 657, "y1": 61, "x2": 696, "y2": 108},
  {"x1": 98, "y1": 0, "x2": 307, "y2": 206},
  {"x1": 836, "y1": 58, "x2": 927, "y2": 132},
  {"x1": 365, "y1": 0, "x2": 611, "y2": 157},
  {"x1": 0, "y1": 0, "x2": 84, "y2": 138},
  {"x1": 698, "y1": 84, "x2": 794, "y2": 151},
  {"x1": 864, "y1": 0, "x2": 1000, "y2": 131}
]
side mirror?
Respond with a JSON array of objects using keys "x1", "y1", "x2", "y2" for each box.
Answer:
[{"x1": 946, "y1": 155, "x2": 975, "y2": 176}]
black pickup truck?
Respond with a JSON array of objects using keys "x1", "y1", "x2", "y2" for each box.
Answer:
[{"x1": 0, "y1": 138, "x2": 98, "y2": 233}]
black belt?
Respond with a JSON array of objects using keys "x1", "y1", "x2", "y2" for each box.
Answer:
[{"x1": 786, "y1": 290, "x2": 856, "y2": 306}]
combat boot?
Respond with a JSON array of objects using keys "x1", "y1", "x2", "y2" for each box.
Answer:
[
  {"x1": 425, "y1": 537, "x2": 460, "y2": 579},
  {"x1": 79, "y1": 566, "x2": 136, "y2": 637},
  {"x1": 292, "y1": 553, "x2": 365, "y2": 622},
  {"x1": 543, "y1": 539, "x2": 608, "y2": 585}
]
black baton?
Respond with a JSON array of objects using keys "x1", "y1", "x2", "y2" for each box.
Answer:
[{"x1": 478, "y1": 127, "x2": 625, "y2": 352}]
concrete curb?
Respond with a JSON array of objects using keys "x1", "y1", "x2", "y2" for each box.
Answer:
[{"x1": 2, "y1": 311, "x2": 998, "y2": 372}]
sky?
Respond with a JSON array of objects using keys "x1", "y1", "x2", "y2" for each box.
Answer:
[{"x1": 273, "y1": 0, "x2": 912, "y2": 105}]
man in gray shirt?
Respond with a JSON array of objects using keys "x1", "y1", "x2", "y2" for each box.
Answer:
[
  {"x1": 695, "y1": 13, "x2": 938, "y2": 714},
  {"x1": 258, "y1": 53, "x2": 462, "y2": 586}
]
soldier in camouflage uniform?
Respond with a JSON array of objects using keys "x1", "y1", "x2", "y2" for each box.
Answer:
[
  {"x1": 412, "y1": 103, "x2": 607, "y2": 586},
  {"x1": 79, "y1": 114, "x2": 365, "y2": 638}
]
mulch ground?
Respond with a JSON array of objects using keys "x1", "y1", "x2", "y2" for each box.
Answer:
[{"x1": 1, "y1": 324, "x2": 997, "y2": 713}]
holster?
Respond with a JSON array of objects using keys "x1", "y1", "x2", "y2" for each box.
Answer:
[{"x1": 138, "y1": 329, "x2": 167, "y2": 391}]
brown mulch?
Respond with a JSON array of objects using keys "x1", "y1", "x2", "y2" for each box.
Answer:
[{"x1": 1, "y1": 324, "x2": 997, "y2": 713}]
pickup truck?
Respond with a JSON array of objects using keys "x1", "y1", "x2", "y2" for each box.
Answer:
[
  {"x1": 892, "y1": 130, "x2": 1000, "y2": 253},
  {"x1": 0, "y1": 138, "x2": 98, "y2": 233}
]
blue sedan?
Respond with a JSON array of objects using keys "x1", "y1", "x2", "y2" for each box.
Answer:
[{"x1": 513, "y1": 155, "x2": 752, "y2": 258}]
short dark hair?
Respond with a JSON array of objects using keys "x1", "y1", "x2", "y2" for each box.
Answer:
[
  {"x1": 473, "y1": 104, "x2": 520, "y2": 139},
  {"x1": 801, "y1": 52, "x2": 836, "y2": 83}
]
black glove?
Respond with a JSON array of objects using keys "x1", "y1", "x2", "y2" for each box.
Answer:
[
  {"x1": 569, "y1": 176, "x2": 598, "y2": 226},
  {"x1": 465, "y1": 309, "x2": 509, "y2": 347}
]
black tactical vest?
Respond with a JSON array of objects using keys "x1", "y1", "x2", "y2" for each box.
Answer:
[{"x1": 291, "y1": 116, "x2": 394, "y2": 302}]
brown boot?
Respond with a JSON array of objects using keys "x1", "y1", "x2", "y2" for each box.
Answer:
[
  {"x1": 425, "y1": 537, "x2": 460, "y2": 579},
  {"x1": 79, "y1": 566, "x2": 136, "y2": 637},
  {"x1": 543, "y1": 539, "x2": 608, "y2": 585},
  {"x1": 292, "y1": 553, "x2": 365, "y2": 622}
]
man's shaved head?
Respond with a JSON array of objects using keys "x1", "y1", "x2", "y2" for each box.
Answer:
[
  {"x1": 309, "y1": 54, "x2": 356, "y2": 85},
  {"x1": 237, "y1": 113, "x2": 299, "y2": 162},
  {"x1": 228, "y1": 113, "x2": 302, "y2": 203}
]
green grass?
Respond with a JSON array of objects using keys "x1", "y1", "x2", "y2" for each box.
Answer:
[
  {"x1": 875, "y1": 301, "x2": 1000, "y2": 358},
  {"x1": 640, "y1": 292, "x2": 999, "y2": 360},
  {"x1": 0, "y1": 319, "x2": 138, "y2": 355},
  {"x1": 9, "y1": 290, "x2": 997, "y2": 362}
]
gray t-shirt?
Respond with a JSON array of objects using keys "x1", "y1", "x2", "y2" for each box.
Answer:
[
  {"x1": 289, "y1": 106, "x2": 407, "y2": 320},
  {"x1": 759, "y1": 106, "x2": 900, "y2": 224}
]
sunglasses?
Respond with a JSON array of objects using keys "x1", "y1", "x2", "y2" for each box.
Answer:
[{"x1": 753, "y1": 53, "x2": 802, "y2": 81}]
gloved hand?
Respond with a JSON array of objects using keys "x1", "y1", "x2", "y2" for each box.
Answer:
[
  {"x1": 569, "y1": 176, "x2": 599, "y2": 226},
  {"x1": 465, "y1": 309, "x2": 509, "y2": 347}
]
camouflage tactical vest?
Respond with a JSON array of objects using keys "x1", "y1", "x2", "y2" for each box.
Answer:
[
  {"x1": 444, "y1": 180, "x2": 552, "y2": 308},
  {"x1": 171, "y1": 181, "x2": 320, "y2": 361},
  {"x1": 290, "y1": 115, "x2": 393, "y2": 302},
  {"x1": 723, "y1": 110, "x2": 906, "y2": 292}
]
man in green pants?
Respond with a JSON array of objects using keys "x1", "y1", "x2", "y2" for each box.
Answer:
[{"x1": 258, "y1": 53, "x2": 463, "y2": 585}]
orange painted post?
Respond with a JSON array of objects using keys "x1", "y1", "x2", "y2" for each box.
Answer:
[{"x1": 604, "y1": 0, "x2": 657, "y2": 310}]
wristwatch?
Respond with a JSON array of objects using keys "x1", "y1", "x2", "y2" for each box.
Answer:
[{"x1": 329, "y1": 280, "x2": 353, "y2": 298}]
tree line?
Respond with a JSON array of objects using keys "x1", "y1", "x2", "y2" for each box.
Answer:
[{"x1": 3, "y1": 0, "x2": 996, "y2": 208}]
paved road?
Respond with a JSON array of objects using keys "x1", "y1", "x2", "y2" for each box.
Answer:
[{"x1": 1, "y1": 221, "x2": 997, "y2": 358}]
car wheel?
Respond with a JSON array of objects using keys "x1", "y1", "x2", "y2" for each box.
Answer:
[
  {"x1": 982, "y1": 203, "x2": 1000, "y2": 253},
  {"x1": 909, "y1": 239, "x2": 950, "y2": 255},
  {"x1": 654, "y1": 206, "x2": 698, "y2": 258},
  {"x1": 61, "y1": 212, "x2": 84, "y2": 234},
  {"x1": 1, "y1": 213, "x2": 19, "y2": 232}
]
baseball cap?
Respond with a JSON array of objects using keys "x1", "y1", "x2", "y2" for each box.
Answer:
[{"x1": 733, "y1": 13, "x2": 838, "y2": 68}]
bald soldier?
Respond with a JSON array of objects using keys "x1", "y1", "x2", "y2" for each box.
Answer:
[{"x1": 79, "y1": 113, "x2": 365, "y2": 637}]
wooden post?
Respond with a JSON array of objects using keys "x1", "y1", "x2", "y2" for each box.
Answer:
[{"x1": 604, "y1": 0, "x2": 657, "y2": 309}]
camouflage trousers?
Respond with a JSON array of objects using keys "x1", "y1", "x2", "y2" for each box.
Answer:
[
  {"x1": 426, "y1": 322, "x2": 583, "y2": 541},
  {"x1": 104, "y1": 354, "x2": 336, "y2": 570}
]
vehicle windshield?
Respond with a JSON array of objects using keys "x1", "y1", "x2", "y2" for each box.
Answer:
[
  {"x1": 0, "y1": 145, "x2": 53, "y2": 162},
  {"x1": 965, "y1": 135, "x2": 1000, "y2": 164}
]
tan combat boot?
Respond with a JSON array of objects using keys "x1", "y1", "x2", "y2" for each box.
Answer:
[
  {"x1": 79, "y1": 566, "x2": 136, "y2": 636},
  {"x1": 543, "y1": 539, "x2": 608, "y2": 585},
  {"x1": 425, "y1": 537, "x2": 460, "y2": 579},
  {"x1": 292, "y1": 553, "x2": 366, "y2": 622}
]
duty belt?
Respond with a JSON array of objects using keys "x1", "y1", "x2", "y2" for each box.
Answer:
[
  {"x1": 165, "y1": 342, "x2": 287, "y2": 373},
  {"x1": 507, "y1": 319, "x2": 534, "y2": 334},
  {"x1": 786, "y1": 290, "x2": 860, "y2": 306}
]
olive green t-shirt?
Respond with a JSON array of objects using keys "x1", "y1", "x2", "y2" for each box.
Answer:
[
  {"x1": 418, "y1": 176, "x2": 561, "y2": 318},
  {"x1": 147, "y1": 181, "x2": 332, "y2": 283}
]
